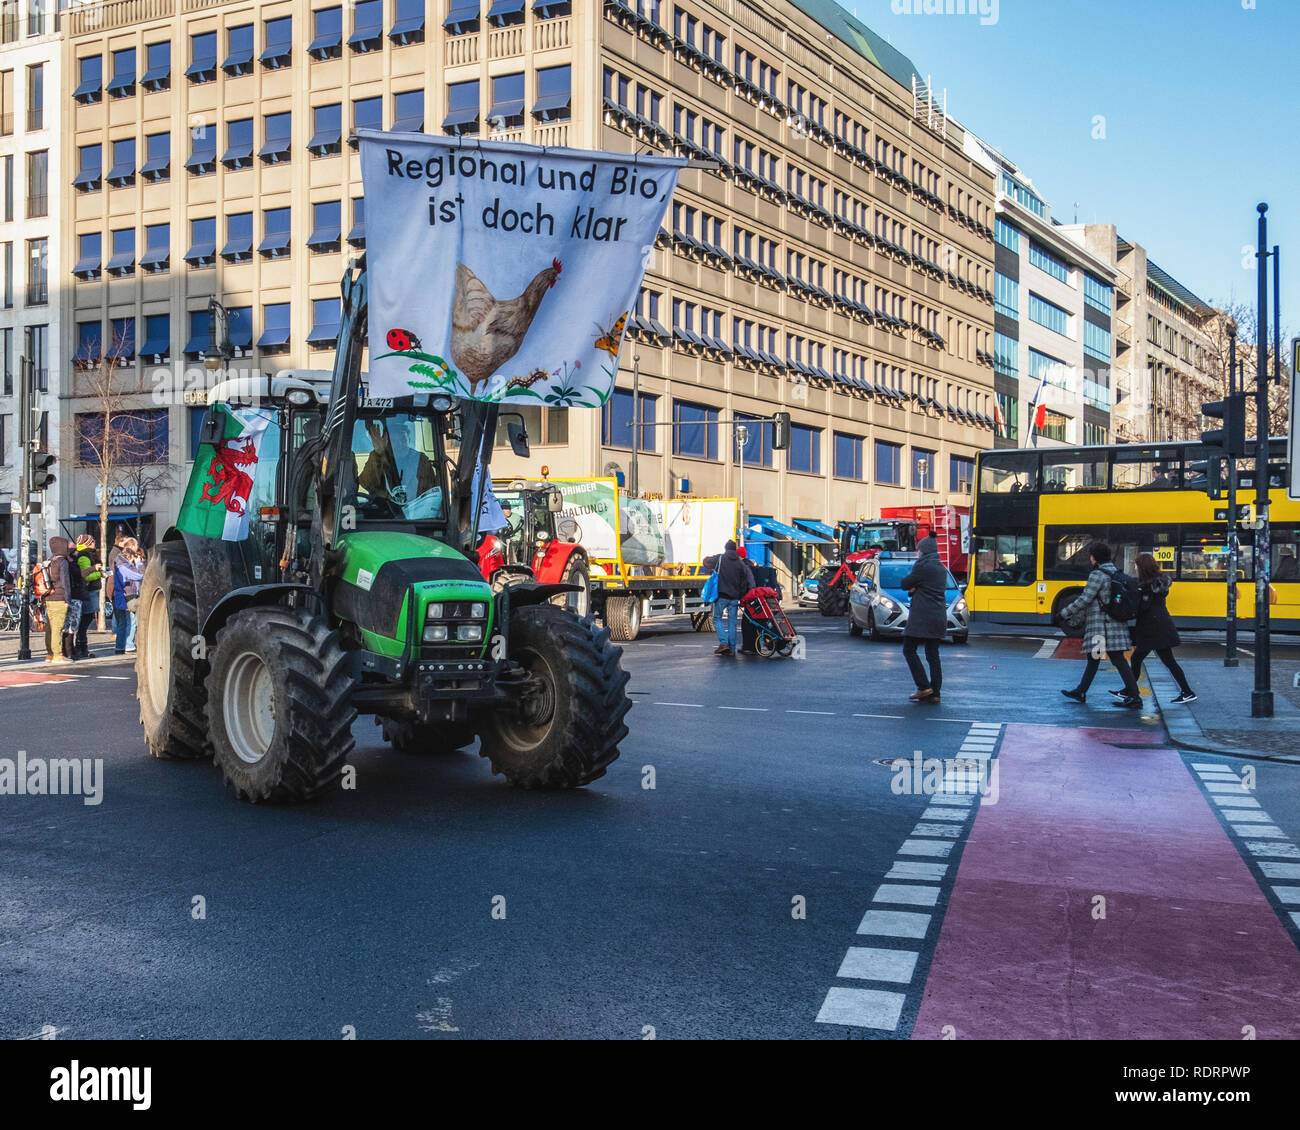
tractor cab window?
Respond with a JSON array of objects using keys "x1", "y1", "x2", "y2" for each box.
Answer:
[
  {"x1": 350, "y1": 413, "x2": 446, "y2": 523},
  {"x1": 845, "y1": 526, "x2": 902, "y2": 556}
]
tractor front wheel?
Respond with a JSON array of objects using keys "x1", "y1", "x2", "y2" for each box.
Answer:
[
  {"x1": 550, "y1": 554, "x2": 590, "y2": 618},
  {"x1": 136, "y1": 541, "x2": 210, "y2": 761},
  {"x1": 378, "y1": 716, "x2": 476, "y2": 754},
  {"x1": 478, "y1": 604, "x2": 631, "y2": 789},
  {"x1": 206, "y1": 607, "x2": 357, "y2": 803},
  {"x1": 817, "y1": 570, "x2": 850, "y2": 617}
]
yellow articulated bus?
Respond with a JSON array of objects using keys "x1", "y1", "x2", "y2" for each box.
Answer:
[{"x1": 967, "y1": 439, "x2": 1300, "y2": 633}]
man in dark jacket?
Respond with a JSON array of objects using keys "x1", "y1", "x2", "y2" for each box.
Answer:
[
  {"x1": 900, "y1": 536, "x2": 948, "y2": 702},
  {"x1": 45, "y1": 536, "x2": 74, "y2": 663},
  {"x1": 713, "y1": 539, "x2": 755, "y2": 657}
]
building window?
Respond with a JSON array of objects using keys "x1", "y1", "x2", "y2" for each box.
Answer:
[
  {"x1": 1084, "y1": 273, "x2": 1113, "y2": 313},
  {"x1": 106, "y1": 228, "x2": 134, "y2": 277},
  {"x1": 602, "y1": 389, "x2": 656, "y2": 451},
  {"x1": 105, "y1": 138, "x2": 134, "y2": 187},
  {"x1": 187, "y1": 31, "x2": 217, "y2": 83},
  {"x1": 445, "y1": 0, "x2": 480, "y2": 36},
  {"x1": 1084, "y1": 421, "x2": 1108, "y2": 446},
  {"x1": 950, "y1": 455, "x2": 975, "y2": 493},
  {"x1": 25, "y1": 150, "x2": 46, "y2": 216},
  {"x1": 912, "y1": 447, "x2": 936, "y2": 490},
  {"x1": 994, "y1": 272, "x2": 1018, "y2": 319},
  {"x1": 24, "y1": 325, "x2": 48, "y2": 391},
  {"x1": 259, "y1": 208, "x2": 292, "y2": 258},
  {"x1": 391, "y1": 0, "x2": 427, "y2": 44},
  {"x1": 26, "y1": 62, "x2": 42, "y2": 129},
  {"x1": 993, "y1": 332, "x2": 1018, "y2": 379},
  {"x1": 77, "y1": 410, "x2": 169, "y2": 466},
  {"x1": 443, "y1": 80, "x2": 478, "y2": 134},
  {"x1": 994, "y1": 217, "x2": 1019, "y2": 252},
  {"x1": 308, "y1": 103, "x2": 342, "y2": 156},
  {"x1": 307, "y1": 200, "x2": 341, "y2": 253},
  {"x1": 1027, "y1": 292, "x2": 1069, "y2": 336},
  {"x1": 307, "y1": 297, "x2": 342, "y2": 347},
  {"x1": 672, "y1": 400, "x2": 718, "y2": 459},
  {"x1": 533, "y1": 65, "x2": 571, "y2": 121},
  {"x1": 347, "y1": 197, "x2": 366, "y2": 247},
  {"x1": 874, "y1": 439, "x2": 901, "y2": 485},
  {"x1": 261, "y1": 17, "x2": 294, "y2": 69},
  {"x1": 183, "y1": 308, "x2": 211, "y2": 357},
  {"x1": 184, "y1": 217, "x2": 216, "y2": 268},
  {"x1": 222, "y1": 118, "x2": 254, "y2": 169},
  {"x1": 224, "y1": 24, "x2": 255, "y2": 76},
  {"x1": 108, "y1": 317, "x2": 136, "y2": 364},
  {"x1": 1039, "y1": 410, "x2": 1068, "y2": 443},
  {"x1": 142, "y1": 41, "x2": 170, "y2": 91},
  {"x1": 1028, "y1": 240, "x2": 1069, "y2": 284},
  {"x1": 107, "y1": 48, "x2": 136, "y2": 98},
  {"x1": 788, "y1": 424, "x2": 821, "y2": 474},
  {"x1": 1028, "y1": 347, "x2": 1069, "y2": 388},
  {"x1": 735, "y1": 414, "x2": 773, "y2": 468},
  {"x1": 25, "y1": 237, "x2": 47, "y2": 305},
  {"x1": 185, "y1": 124, "x2": 216, "y2": 176},
  {"x1": 349, "y1": 0, "x2": 383, "y2": 52},
  {"x1": 488, "y1": 72, "x2": 525, "y2": 131},
  {"x1": 73, "y1": 232, "x2": 101, "y2": 281},
  {"x1": 309, "y1": 6, "x2": 343, "y2": 59},
  {"x1": 258, "y1": 303, "x2": 292, "y2": 352},
  {"x1": 996, "y1": 391, "x2": 1019, "y2": 443},
  {"x1": 141, "y1": 131, "x2": 170, "y2": 181},
  {"x1": 833, "y1": 433, "x2": 864, "y2": 480},
  {"x1": 74, "y1": 320, "x2": 103, "y2": 365},
  {"x1": 259, "y1": 112, "x2": 292, "y2": 164},
  {"x1": 487, "y1": 0, "x2": 526, "y2": 28},
  {"x1": 74, "y1": 55, "x2": 102, "y2": 104},
  {"x1": 73, "y1": 143, "x2": 101, "y2": 191},
  {"x1": 353, "y1": 95, "x2": 383, "y2": 140},
  {"x1": 392, "y1": 89, "x2": 424, "y2": 132},
  {"x1": 140, "y1": 224, "x2": 170, "y2": 273}
]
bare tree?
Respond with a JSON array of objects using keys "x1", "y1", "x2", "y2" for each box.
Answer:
[
  {"x1": 67, "y1": 323, "x2": 175, "y2": 629},
  {"x1": 1203, "y1": 302, "x2": 1291, "y2": 436}
]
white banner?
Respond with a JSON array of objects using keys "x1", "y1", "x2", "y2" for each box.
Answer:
[{"x1": 360, "y1": 132, "x2": 682, "y2": 406}]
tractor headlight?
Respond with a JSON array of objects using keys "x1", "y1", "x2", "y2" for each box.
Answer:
[
  {"x1": 426, "y1": 603, "x2": 444, "y2": 620},
  {"x1": 471, "y1": 602, "x2": 487, "y2": 619},
  {"x1": 456, "y1": 624, "x2": 483, "y2": 642},
  {"x1": 423, "y1": 624, "x2": 449, "y2": 642}
]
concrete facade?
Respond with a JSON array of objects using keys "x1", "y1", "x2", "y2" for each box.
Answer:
[{"x1": 57, "y1": 0, "x2": 999, "y2": 544}]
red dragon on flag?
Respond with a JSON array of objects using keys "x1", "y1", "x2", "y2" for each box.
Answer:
[{"x1": 200, "y1": 436, "x2": 259, "y2": 515}]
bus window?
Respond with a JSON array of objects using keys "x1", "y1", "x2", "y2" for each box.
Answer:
[
  {"x1": 1111, "y1": 452, "x2": 1182, "y2": 490},
  {"x1": 979, "y1": 452, "x2": 1039, "y2": 494},
  {"x1": 973, "y1": 534, "x2": 1035, "y2": 586},
  {"x1": 1044, "y1": 530, "x2": 1094, "y2": 579},
  {"x1": 1041, "y1": 452, "x2": 1107, "y2": 492},
  {"x1": 1272, "y1": 527, "x2": 1299, "y2": 582},
  {"x1": 1179, "y1": 527, "x2": 1231, "y2": 581}
]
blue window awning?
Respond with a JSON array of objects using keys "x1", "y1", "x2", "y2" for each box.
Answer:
[
  {"x1": 741, "y1": 528, "x2": 775, "y2": 544},
  {"x1": 444, "y1": 3, "x2": 479, "y2": 32},
  {"x1": 793, "y1": 519, "x2": 836, "y2": 541},
  {"x1": 748, "y1": 516, "x2": 828, "y2": 544}
]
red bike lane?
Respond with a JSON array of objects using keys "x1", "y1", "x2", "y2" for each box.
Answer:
[{"x1": 912, "y1": 723, "x2": 1300, "y2": 1040}]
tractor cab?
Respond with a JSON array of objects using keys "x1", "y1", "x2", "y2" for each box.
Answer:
[{"x1": 840, "y1": 518, "x2": 918, "y2": 564}]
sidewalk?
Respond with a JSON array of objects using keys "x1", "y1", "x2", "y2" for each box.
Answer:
[
  {"x1": 1147, "y1": 657, "x2": 1300, "y2": 764},
  {"x1": 0, "y1": 626, "x2": 127, "y2": 670}
]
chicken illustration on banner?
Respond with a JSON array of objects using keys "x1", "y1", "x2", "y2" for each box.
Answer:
[
  {"x1": 176, "y1": 404, "x2": 274, "y2": 541},
  {"x1": 359, "y1": 132, "x2": 684, "y2": 404}
]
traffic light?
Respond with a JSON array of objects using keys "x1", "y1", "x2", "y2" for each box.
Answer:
[
  {"x1": 30, "y1": 450, "x2": 56, "y2": 491},
  {"x1": 1201, "y1": 391, "x2": 1247, "y2": 457},
  {"x1": 771, "y1": 411, "x2": 791, "y2": 451}
]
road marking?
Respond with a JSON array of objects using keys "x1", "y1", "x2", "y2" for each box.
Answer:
[
  {"x1": 787, "y1": 709, "x2": 835, "y2": 715},
  {"x1": 718, "y1": 706, "x2": 768, "y2": 712},
  {"x1": 1260, "y1": 862, "x2": 1300, "y2": 879},
  {"x1": 885, "y1": 861, "x2": 948, "y2": 881},
  {"x1": 1204, "y1": 781, "x2": 1250, "y2": 793},
  {"x1": 95, "y1": 675, "x2": 130, "y2": 680},
  {"x1": 857, "y1": 909, "x2": 932, "y2": 938},
  {"x1": 815, "y1": 987, "x2": 905, "y2": 1030},
  {"x1": 1273, "y1": 886, "x2": 1300, "y2": 904},
  {"x1": 853, "y1": 713, "x2": 905, "y2": 719},
  {"x1": 835, "y1": 947, "x2": 919, "y2": 983},
  {"x1": 1225, "y1": 810, "x2": 1277, "y2": 823},
  {"x1": 1239, "y1": 826, "x2": 1288, "y2": 838},
  {"x1": 1033, "y1": 639, "x2": 1057, "y2": 659},
  {"x1": 873, "y1": 883, "x2": 940, "y2": 907},
  {"x1": 897, "y1": 839, "x2": 954, "y2": 858},
  {"x1": 1213, "y1": 795, "x2": 1261, "y2": 808},
  {"x1": 912, "y1": 823, "x2": 964, "y2": 838},
  {"x1": 1245, "y1": 842, "x2": 1300, "y2": 858},
  {"x1": 652, "y1": 702, "x2": 704, "y2": 708},
  {"x1": 920, "y1": 807, "x2": 970, "y2": 822}
]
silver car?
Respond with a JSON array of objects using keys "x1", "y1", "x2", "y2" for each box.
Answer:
[{"x1": 847, "y1": 552, "x2": 969, "y2": 643}]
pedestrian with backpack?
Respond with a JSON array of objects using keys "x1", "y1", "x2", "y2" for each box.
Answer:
[
  {"x1": 711, "y1": 540, "x2": 755, "y2": 657},
  {"x1": 43, "y1": 536, "x2": 74, "y2": 664},
  {"x1": 1058, "y1": 541, "x2": 1143, "y2": 707},
  {"x1": 1110, "y1": 553, "x2": 1197, "y2": 705}
]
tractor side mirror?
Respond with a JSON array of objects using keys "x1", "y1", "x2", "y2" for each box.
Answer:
[
  {"x1": 198, "y1": 408, "x2": 225, "y2": 447},
  {"x1": 546, "y1": 489, "x2": 562, "y2": 513},
  {"x1": 506, "y1": 420, "x2": 530, "y2": 458}
]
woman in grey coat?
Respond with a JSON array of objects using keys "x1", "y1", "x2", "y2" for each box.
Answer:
[
  {"x1": 1059, "y1": 541, "x2": 1142, "y2": 707},
  {"x1": 900, "y1": 536, "x2": 949, "y2": 703}
]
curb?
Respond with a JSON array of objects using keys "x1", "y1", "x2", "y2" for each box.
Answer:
[
  {"x1": 0, "y1": 652, "x2": 135, "y2": 674},
  {"x1": 1146, "y1": 668, "x2": 1300, "y2": 766}
]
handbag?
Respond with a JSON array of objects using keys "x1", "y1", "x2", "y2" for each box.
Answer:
[{"x1": 701, "y1": 569, "x2": 719, "y2": 603}]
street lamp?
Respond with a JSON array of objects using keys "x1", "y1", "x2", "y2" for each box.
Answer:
[
  {"x1": 204, "y1": 298, "x2": 235, "y2": 371},
  {"x1": 735, "y1": 424, "x2": 749, "y2": 544}
]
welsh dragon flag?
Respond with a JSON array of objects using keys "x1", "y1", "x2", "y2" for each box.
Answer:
[{"x1": 176, "y1": 404, "x2": 274, "y2": 541}]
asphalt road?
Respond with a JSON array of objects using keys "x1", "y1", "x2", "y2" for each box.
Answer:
[{"x1": 1, "y1": 610, "x2": 1297, "y2": 1039}]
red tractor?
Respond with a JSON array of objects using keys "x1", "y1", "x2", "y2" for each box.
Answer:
[
  {"x1": 815, "y1": 518, "x2": 918, "y2": 616},
  {"x1": 477, "y1": 480, "x2": 590, "y2": 616}
]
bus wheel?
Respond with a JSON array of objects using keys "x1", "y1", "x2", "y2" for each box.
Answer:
[{"x1": 1052, "y1": 590, "x2": 1085, "y2": 639}]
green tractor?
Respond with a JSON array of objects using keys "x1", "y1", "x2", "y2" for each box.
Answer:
[{"x1": 135, "y1": 262, "x2": 631, "y2": 802}]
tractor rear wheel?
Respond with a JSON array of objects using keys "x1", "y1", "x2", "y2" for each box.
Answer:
[
  {"x1": 136, "y1": 541, "x2": 211, "y2": 761},
  {"x1": 604, "y1": 594, "x2": 641, "y2": 641},
  {"x1": 206, "y1": 607, "x2": 357, "y2": 803},
  {"x1": 550, "y1": 554, "x2": 590, "y2": 617},
  {"x1": 478, "y1": 604, "x2": 631, "y2": 789},
  {"x1": 817, "y1": 571, "x2": 849, "y2": 617},
  {"x1": 690, "y1": 609, "x2": 714, "y2": 633},
  {"x1": 378, "y1": 716, "x2": 476, "y2": 754}
]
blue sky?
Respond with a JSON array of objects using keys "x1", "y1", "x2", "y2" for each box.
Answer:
[{"x1": 844, "y1": 0, "x2": 1300, "y2": 320}]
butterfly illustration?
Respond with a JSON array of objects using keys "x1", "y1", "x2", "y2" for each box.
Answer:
[
  {"x1": 386, "y1": 327, "x2": 422, "y2": 352},
  {"x1": 593, "y1": 313, "x2": 628, "y2": 356}
]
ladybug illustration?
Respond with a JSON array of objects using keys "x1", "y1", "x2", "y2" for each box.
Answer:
[{"x1": 386, "y1": 327, "x2": 421, "y2": 352}]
